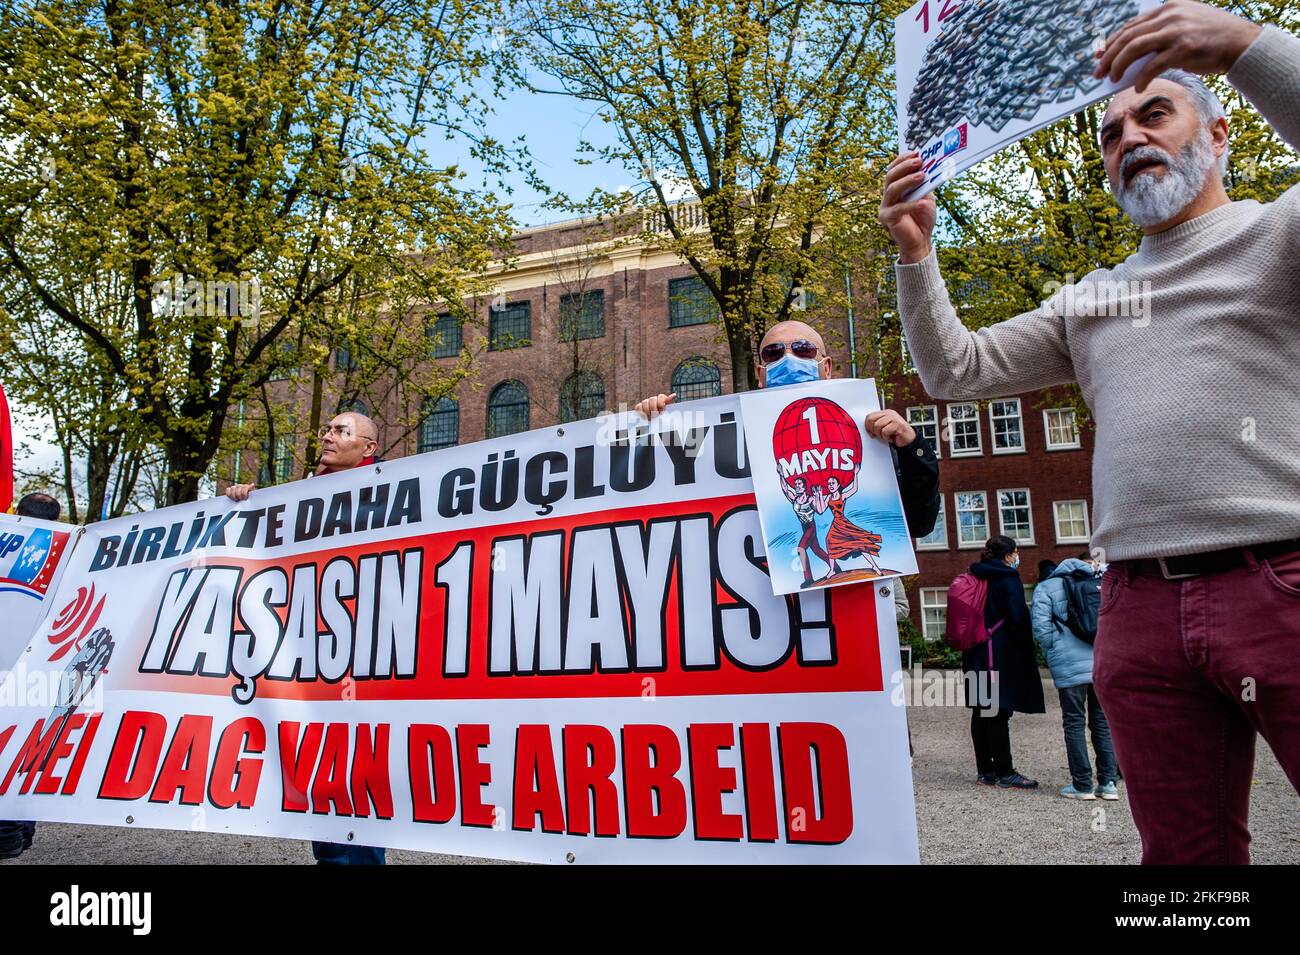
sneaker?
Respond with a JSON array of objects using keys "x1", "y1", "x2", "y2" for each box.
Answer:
[
  {"x1": 1096, "y1": 781, "x2": 1120, "y2": 800},
  {"x1": 976, "y1": 773, "x2": 997, "y2": 786},
  {"x1": 996, "y1": 772, "x2": 1039, "y2": 790},
  {"x1": 1059, "y1": 783, "x2": 1096, "y2": 800}
]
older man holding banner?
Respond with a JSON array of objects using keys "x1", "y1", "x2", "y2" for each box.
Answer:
[{"x1": 880, "y1": 0, "x2": 1300, "y2": 863}]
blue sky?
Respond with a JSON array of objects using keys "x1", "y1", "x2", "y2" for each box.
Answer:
[{"x1": 456, "y1": 80, "x2": 632, "y2": 228}]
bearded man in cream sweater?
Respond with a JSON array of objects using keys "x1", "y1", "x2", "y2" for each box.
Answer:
[{"x1": 878, "y1": 1, "x2": 1300, "y2": 864}]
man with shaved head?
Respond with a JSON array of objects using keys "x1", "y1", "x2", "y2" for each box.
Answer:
[
  {"x1": 878, "y1": 1, "x2": 1300, "y2": 862},
  {"x1": 225, "y1": 410, "x2": 380, "y2": 501},
  {"x1": 637, "y1": 317, "x2": 941, "y2": 549},
  {"x1": 225, "y1": 408, "x2": 386, "y2": 865}
]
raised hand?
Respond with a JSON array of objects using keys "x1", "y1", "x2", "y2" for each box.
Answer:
[
  {"x1": 1094, "y1": 0, "x2": 1262, "y2": 92},
  {"x1": 878, "y1": 153, "x2": 939, "y2": 264}
]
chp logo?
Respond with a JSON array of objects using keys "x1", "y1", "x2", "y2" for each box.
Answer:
[
  {"x1": 920, "y1": 122, "x2": 968, "y2": 184},
  {"x1": 0, "y1": 526, "x2": 70, "y2": 599}
]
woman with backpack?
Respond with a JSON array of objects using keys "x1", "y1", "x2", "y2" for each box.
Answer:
[
  {"x1": 960, "y1": 536, "x2": 1045, "y2": 789},
  {"x1": 1031, "y1": 558, "x2": 1120, "y2": 801}
]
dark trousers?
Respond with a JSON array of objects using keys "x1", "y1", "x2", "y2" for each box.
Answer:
[
  {"x1": 1058, "y1": 684, "x2": 1118, "y2": 790},
  {"x1": 0, "y1": 821, "x2": 34, "y2": 855},
  {"x1": 311, "y1": 841, "x2": 386, "y2": 865},
  {"x1": 1094, "y1": 550, "x2": 1300, "y2": 864},
  {"x1": 970, "y1": 707, "x2": 1014, "y2": 777}
]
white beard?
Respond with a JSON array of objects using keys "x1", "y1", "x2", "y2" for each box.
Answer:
[{"x1": 1111, "y1": 129, "x2": 1219, "y2": 229}]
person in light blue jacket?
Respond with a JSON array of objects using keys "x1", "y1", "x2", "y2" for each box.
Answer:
[{"x1": 1031, "y1": 558, "x2": 1119, "y2": 801}]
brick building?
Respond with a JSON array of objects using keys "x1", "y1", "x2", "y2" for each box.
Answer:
[
  {"x1": 888, "y1": 372, "x2": 1095, "y2": 641},
  {"x1": 246, "y1": 207, "x2": 1094, "y2": 640}
]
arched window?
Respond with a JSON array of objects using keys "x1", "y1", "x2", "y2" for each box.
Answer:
[
  {"x1": 487, "y1": 380, "x2": 529, "y2": 438},
  {"x1": 419, "y1": 397, "x2": 460, "y2": 453},
  {"x1": 337, "y1": 398, "x2": 368, "y2": 416},
  {"x1": 559, "y1": 372, "x2": 605, "y2": 423},
  {"x1": 671, "y1": 357, "x2": 721, "y2": 401}
]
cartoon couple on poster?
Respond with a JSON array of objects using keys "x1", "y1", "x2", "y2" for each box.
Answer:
[
  {"x1": 779, "y1": 468, "x2": 883, "y2": 587},
  {"x1": 772, "y1": 395, "x2": 886, "y2": 589}
]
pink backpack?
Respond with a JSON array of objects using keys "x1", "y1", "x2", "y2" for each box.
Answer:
[{"x1": 945, "y1": 572, "x2": 1004, "y2": 652}]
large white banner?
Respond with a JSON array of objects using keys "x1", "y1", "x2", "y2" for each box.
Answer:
[
  {"x1": 896, "y1": 0, "x2": 1160, "y2": 199},
  {"x1": 0, "y1": 389, "x2": 917, "y2": 863},
  {"x1": 0, "y1": 512, "x2": 77, "y2": 674}
]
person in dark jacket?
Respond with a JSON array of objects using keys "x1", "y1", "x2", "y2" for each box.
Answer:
[
  {"x1": 634, "y1": 319, "x2": 941, "y2": 537},
  {"x1": 966, "y1": 535, "x2": 1045, "y2": 790}
]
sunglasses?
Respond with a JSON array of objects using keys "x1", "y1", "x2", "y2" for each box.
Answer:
[{"x1": 759, "y1": 339, "x2": 820, "y2": 365}]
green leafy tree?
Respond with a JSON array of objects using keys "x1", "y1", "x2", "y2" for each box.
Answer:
[
  {"x1": 508, "y1": 0, "x2": 900, "y2": 393},
  {"x1": 0, "y1": 0, "x2": 517, "y2": 504}
]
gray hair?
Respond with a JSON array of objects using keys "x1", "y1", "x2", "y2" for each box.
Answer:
[{"x1": 1156, "y1": 69, "x2": 1229, "y2": 174}]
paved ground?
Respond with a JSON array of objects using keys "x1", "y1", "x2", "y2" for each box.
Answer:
[{"x1": 5, "y1": 672, "x2": 1297, "y2": 865}]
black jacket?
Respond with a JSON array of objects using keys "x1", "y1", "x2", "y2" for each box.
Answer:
[
  {"x1": 963, "y1": 559, "x2": 1046, "y2": 714},
  {"x1": 892, "y1": 433, "x2": 940, "y2": 538}
]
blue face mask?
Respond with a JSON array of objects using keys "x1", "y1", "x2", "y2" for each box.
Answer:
[
  {"x1": 764, "y1": 353, "x2": 821, "y2": 387},
  {"x1": 1010, "y1": 555, "x2": 1020, "y2": 569}
]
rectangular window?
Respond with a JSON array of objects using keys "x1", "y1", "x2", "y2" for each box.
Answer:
[
  {"x1": 920, "y1": 588, "x2": 948, "y2": 642},
  {"x1": 990, "y1": 398, "x2": 1024, "y2": 454},
  {"x1": 1044, "y1": 408, "x2": 1081, "y2": 450},
  {"x1": 419, "y1": 404, "x2": 459, "y2": 453},
  {"x1": 997, "y1": 488, "x2": 1035, "y2": 545},
  {"x1": 900, "y1": 332, "x2": 916, "y2": 374},
  {"x1": 429, "y1": 312, "x2": 462, "y2": 358},
  {"x1": 560, "y1": 290, "x2": 605, "y2": 341},
  {"x1": 956, "y1": 491, "x2": 989, "y2": 548},
  {"x1": 915, "y1": 495, "x2": 948, "y2": 550},
  {"x1": 947, "y1": 403, "x2": 982, "y2": 456},
  {"x1": 668, "y1": 276, "x2": 716, "y2": 327},
  {"x1": 1054, "y1": 500, "x2": 1091, "y2": 544},
  {"x1": 335, "y1": 346, "x2": 356, "y2": 372},
  {"x1": 906, "y1": 405, "x2": 940, "y2": 458},
  {"x1": 488, "y1": 301, "x2": 530, "y2": 350}
]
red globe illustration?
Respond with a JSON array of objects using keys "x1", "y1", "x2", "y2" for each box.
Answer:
[{"x1": 772, "y1": 397, "x2": 862, "y2": 493}]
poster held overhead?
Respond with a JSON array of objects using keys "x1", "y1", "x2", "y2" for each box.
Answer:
[{"x1": 896, "y1": 0, "x2": 1161, "y2": 200}]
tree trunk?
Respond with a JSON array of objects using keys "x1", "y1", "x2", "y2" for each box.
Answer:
[
  {"x1": 85, "y1": 444, "x2": 110, "y2": 524},
  {"x1": 725, "y1": 316, "x2": 758, "y2": 394},
  {"x1": 164, "y1": 436, "x2": 206, "y2": 506},
  {"x1": 305, "y1": 369, "x2": 324, "y2": 479}
]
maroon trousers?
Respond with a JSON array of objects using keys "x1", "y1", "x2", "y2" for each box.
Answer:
[{"x1": 1093, "y1": 548, "x2": 1300, "y2": 864}]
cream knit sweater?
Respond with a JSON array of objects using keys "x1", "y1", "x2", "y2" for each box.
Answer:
[{"x1": 895, "y1": 25, "x2": 1300, "y2": 561}]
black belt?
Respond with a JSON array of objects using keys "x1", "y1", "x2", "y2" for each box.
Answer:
[{"x1": 1124, "y1": 538, "x2": 1300, "y2": 580}]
